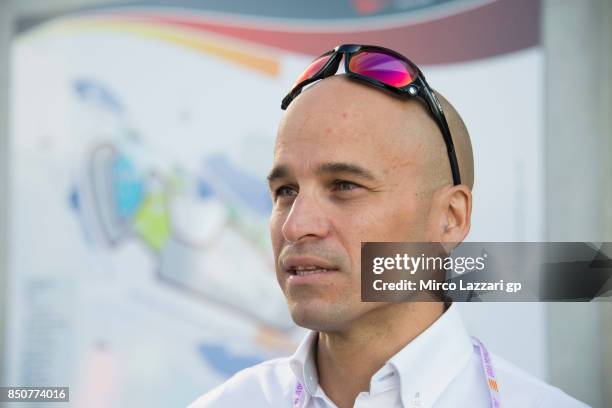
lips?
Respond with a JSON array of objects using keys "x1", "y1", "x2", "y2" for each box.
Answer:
[
  {"x1": 290, "y1": 265, "x2": 334, "y2": 276},
  {"x1": 283, "y1": 256, "x2": 339, "y2": 276}
]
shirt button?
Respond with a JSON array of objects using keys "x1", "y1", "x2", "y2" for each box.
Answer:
[{"x1": 411, "y1": 392, "x2": 421, "y2": 407}]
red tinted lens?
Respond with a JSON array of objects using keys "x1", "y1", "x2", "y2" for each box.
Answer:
[
  {"x1": 349, "y1": 51, "x2": 416, "y2": 88},
  {"x1": 293, "y1": 54, "x2": 332, "y2": 87}
]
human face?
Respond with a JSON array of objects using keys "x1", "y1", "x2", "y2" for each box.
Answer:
[{"x1": 268, "y1": 77, "x2": 436, "y2": 333}]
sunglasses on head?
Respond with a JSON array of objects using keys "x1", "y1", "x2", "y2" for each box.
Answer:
[{"x1": 281, "y1": 44, "x2": 461, "y2": 186}]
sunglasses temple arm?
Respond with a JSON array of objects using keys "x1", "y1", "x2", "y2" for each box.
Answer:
[
  {"x1": 421, "y1": 86, "x2": 462, "y2": 185},
  {"x1": 281, "y1": 86, "x2": 305, "y2": 110},
  {"x1": 281, "y1": 94, "x2": 292, "y2": 110}
]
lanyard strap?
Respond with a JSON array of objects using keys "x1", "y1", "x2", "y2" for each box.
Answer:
[
  {"x1": 471, "y1": 336, "x2": 501, "y2": 408},
  {"x1": 293, "y1": 337, "x2": 500, "y2": 407},
  {"x1": 293, "y1": 382, "x2": 304, "y2": 408}
]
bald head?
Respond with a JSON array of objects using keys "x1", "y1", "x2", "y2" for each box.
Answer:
[{"x1": 279, "y1": 75, "x2": 474, "y2": 192}]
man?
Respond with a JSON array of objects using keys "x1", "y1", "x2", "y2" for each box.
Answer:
[{"x1": 190, "y1": 45, "x2": 586, "y2": 407}]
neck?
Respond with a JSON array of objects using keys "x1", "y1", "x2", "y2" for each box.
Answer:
[{"x1": 315, "y1": 302, "x2": 444, "y2": 408}]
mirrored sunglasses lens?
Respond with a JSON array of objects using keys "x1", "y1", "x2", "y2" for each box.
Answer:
[
  {"x1": 348, "y1": 51, "x2": 416, "y2": 88},
  {"x1": 293, "y1": 54, "x2": 332, "y2": 87}
]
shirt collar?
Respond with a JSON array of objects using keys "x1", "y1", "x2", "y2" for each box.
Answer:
[
  {"x1": 387, "y1": 303, "x2": 473, "y2": 407},
  {"x1": 289, "y1": 330, "x2": 319, "y2": 395},
  {"x1": 288, "y1": 303, "x2": 473, "y2": 406}
]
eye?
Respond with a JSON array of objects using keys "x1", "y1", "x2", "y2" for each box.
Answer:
[
  {"x1": 333, "y1": 180, "x2": 361, "y2": 192},
  {"x1": 274, "y1": 185, "x2": 297, "y2": 199}
]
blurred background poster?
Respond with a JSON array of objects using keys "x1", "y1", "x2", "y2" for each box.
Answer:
[{"x1": 5, "y1": 0, "x2": 547, "y2": 406}]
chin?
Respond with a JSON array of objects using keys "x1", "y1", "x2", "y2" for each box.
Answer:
[{"x1": 288, "y1": 300, "x2": 352, "y2": 332}]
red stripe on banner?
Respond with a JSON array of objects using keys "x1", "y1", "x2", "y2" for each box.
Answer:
[{"x1": 112, "y1": 0, "x2": 539, "y2": 64}]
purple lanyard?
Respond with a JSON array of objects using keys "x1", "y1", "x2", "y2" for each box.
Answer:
[
  {"x1": 292, "y1": 336, "x2": 500, "y2": 407},
  {"x1": 293, "y1": 382, "x2": 304, "y2": 408},
  {"x1": 471, "y1": 336, "x2": 501, "y2": 408}
]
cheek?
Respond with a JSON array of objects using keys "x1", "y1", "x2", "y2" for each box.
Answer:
[
  {"x1": 387, "y1": 201, "x2": 430, "y2": 240},
  {"x1": 331, "y1": 209, "x2": 384, "y2": 272},
  {"x1": 345, "y1": 198, "x2": 425, "y2": 243}
]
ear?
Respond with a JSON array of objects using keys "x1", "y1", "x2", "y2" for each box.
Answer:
[{"x1": 426, "y1": 184, "x2": 472, "y2": 244}]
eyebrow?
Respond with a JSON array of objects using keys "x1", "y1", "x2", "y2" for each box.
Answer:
[{"x1": 267, "y1": 162, "x2": 378, "y2": 183}]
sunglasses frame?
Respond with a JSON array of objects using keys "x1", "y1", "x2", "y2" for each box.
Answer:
[{"x1": 281, "y1": 44, "x2": 461, "y2": 186}]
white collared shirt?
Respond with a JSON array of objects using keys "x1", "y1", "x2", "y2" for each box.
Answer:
[{"x1": 189, "y1": 305, "x2": 588, "y2": 407}]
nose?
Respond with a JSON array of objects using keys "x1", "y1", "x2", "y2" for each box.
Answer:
[{"x1": 281, "y1": 192, "x2": 330, "y2": 244}]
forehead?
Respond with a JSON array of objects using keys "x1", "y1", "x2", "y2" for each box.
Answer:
[{"x1": 274, "y1": 77, "x2": 425, "y2": 175}]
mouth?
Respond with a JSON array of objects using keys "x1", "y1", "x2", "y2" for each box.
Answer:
[
  {"x1": 282, "y1": 256, "x2": 340, "y2": 279},
  {"x1": 287, "y1": 265, "x2": 337, "y2": 276}
]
